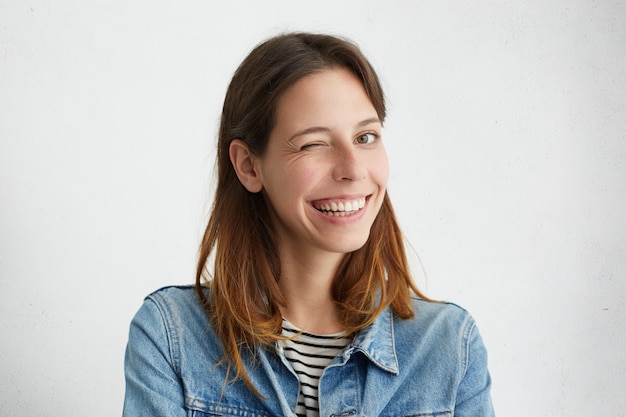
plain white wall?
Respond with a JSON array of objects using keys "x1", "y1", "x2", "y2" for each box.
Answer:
[{"x1": 1, "y1": 1, "x2": 624, "y2": 416}]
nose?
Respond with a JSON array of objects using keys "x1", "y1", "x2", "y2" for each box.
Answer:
[{"x1": 332, "y1": 146, "x2": 367, "y2": 181}]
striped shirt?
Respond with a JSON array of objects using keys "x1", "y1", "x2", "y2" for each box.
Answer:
[{"x1": 280, "y1": 319, "x2": 351, "y2": 417}]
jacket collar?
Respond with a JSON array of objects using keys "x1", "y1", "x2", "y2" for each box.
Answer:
[{"x1": 346, "y1": 306, "x2": 399, "y2": 375}]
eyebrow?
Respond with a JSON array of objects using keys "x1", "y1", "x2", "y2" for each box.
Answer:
[{"x1": 288, "y1": 117, "x2": 382, "y2": 142}]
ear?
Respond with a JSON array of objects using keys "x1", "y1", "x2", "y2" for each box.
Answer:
[{"x1": 229, "y1": 139, "x2": 263, "y2": 193}]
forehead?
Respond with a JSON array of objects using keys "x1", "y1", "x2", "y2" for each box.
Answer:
[{"x1": 272, "y1": 68, "x2": 378, "y2": 134}]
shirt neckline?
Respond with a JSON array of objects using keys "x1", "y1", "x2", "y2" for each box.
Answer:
[{"x1": 281, "y1": 317, "x2": 349, "y2": 338}]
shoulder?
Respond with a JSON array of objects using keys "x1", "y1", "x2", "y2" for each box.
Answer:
[
  {"x1": 386, "y1": 300, "x2": 494, "y2": 414},
  {"x1": 393, "y1": 297, "x2": 478, "y2": 351},
  {"x1": 411, "y1": 297, "x2": 474, "y2": 328},
  {"x1": 131, "y1": 285, "x2": 213, "y2": 343},
  {"x1": 144, "y1": 285, "x2": 204, "y2": 312}
]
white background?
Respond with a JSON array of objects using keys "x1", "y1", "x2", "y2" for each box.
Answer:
[{"x1": 1, "y1": 1, "x2": 625, "y2": 416}]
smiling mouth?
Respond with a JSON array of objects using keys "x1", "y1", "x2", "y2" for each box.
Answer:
[{"x1": 312, "y1": 197, "x2": 367, "y2": 217}]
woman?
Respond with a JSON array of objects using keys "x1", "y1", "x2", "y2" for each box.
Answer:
[{"x1": 123, "y1": 32, "x2": 495, "y2": 417}]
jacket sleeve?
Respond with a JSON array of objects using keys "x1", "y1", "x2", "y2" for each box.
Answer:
[
  {"x1": 454, "y1": 318, "x2": 495, "y2": 417},
  {"x1": 123, "y1": 298, "x2": 187, "y2": 417}
]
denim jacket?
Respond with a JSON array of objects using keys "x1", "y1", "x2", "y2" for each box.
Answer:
[{"x1": 123, "y1": 286, "x2": 494, "y2": 417}]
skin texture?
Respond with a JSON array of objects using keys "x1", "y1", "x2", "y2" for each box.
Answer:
[{"x1": 229, "y1": 68, "x2": 389, "y2": 333}]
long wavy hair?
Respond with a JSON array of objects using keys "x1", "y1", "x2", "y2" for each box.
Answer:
[{"x1": 195, "y1": 32, "x2": 427, "y2": 396}]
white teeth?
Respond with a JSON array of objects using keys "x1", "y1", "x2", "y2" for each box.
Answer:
[{"x1": 314, "y1": 197, "x2": 367, "y2": 215}]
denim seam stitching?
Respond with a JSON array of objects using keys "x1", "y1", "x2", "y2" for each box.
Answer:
[
  {"x1": 461, "y1": 314, "x2": 476, "y2": 378},
  {"x1": 149, "y1": 293, "x2": 182, "y2": 376},
  {"x1": 185, "y1": 399, "x2": 275, "y2": 417}
]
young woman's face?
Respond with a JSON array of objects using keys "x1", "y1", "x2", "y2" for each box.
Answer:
[{"x1": 254, "y1": 67, "x2": 389, "y2": 256}]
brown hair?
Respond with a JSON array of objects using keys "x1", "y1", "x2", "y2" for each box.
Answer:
[{"x1": 195, "y1": 32, "x2": 426, "y2": 396}]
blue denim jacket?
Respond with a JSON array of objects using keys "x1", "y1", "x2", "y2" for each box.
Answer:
[{"x1": 123, "y1": 286, "x2": 494, "y2": 416}]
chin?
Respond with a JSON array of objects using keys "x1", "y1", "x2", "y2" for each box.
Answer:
[{"x1": 326, "y1": 234, "x2": 370, "y2": 255}]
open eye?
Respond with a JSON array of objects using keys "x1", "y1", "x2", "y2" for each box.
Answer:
[{"x1": 355, "y1": 133, "x2": 377, "y2": 144}]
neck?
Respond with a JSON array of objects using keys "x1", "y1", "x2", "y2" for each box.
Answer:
[{"x1": 277, "y1": 245, "x2": 346, "y2": 334}]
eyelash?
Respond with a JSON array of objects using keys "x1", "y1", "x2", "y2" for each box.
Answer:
[{"x1": 299, "y1": 142, "x2": 323, "y2": 151}]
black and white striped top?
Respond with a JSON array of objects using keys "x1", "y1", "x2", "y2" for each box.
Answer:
[{"x1": 280, "y1": 319, "x2": 351, "y2": 417}]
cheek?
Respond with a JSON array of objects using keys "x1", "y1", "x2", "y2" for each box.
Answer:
[
  {"x1": 288, "y1": 162, "x2": 326, "y2": 190},
  {"x1": 371, "y1": 150, "x2": 390, "y2": 186},
  {"x1": 263, "y1": 160, "x2": 325, "y2": 200}
]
